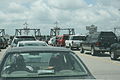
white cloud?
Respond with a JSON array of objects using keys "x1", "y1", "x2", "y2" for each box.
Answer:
[
  {"x1": 0, "y1": 0, "x2": 120, "y2": 35},
  {"x1": 8, "y1": 2, "x2": 28, "y2": 13},
  {"x1": 96, "y1": 0, "x2": 120, "y2": 8},
  {"x1": 48, "y1": 0, "x2": 88, "y2": 10}
]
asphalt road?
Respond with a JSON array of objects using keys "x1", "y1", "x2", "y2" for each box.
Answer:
[
  {"x1": 0, "y1": 48, "x2": 8, "y2": 60},
  {"x1": 1, "y1": 48, "x2": 120, "y2": 80},
  {"x1": 75, "y1": 50, "x2": 120, "y2": 80}
]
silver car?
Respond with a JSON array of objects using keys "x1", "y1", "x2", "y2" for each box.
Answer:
[{"x1": 0, "y1": 46, "x2": 95, "y2": 80}]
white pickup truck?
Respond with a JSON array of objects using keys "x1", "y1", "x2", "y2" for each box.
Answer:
[{"x1": 65, "y1": 35, "x2": 86, "y2": 50}]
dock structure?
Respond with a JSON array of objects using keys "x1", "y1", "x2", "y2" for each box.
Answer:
[
  {"x1": 15, "y1": 22, "x2": 41, "y2": 36},
  {"x1": 15, "y1": 28, "x2": 41, "y2": 36},
  {"x1": 50, "y1": 27, "x2": 75, "y2": 37}
]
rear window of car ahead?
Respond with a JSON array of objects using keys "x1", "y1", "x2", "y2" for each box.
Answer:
[
  {"x1": 19, "y1": 42, "x2": 47, "y2": 47},
  {"x1": 14, "y1": 38, "x2": 36, "y2": 44},
  {"x1": 100, "y1": 32, "x2": 116, "y2": 37}
]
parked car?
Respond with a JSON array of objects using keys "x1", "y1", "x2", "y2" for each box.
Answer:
[
  {"x1": 56, "y1": 35, "x2": 69, "y2": 46},
  {"x1": 48, "y1": 36, "x2": 56, "y2": 46},
  {"x1": 80, "y1": 31, "x2": 118, "y2": 56},
  {"x1": 17, "y1": 41, "x2": 48, "y2": 47},
  {"x1": 110, "y1": 43, "x2": 120, "y2": 60},
  {"x1": 2, "y1": 37, "x2": 9, "y2": 48},
  {"x1": 65, "y1": 35, "x2": 86, "y2": 50},
  {"x1": 11, "y1": 36, "x2": 36, "y2": 47},
  {"x1": 0, "y1": 36, "x2": 8, "y2": 49},
  {"x1": 0, "y1": 46, "x2": 95, "y2": 80}
]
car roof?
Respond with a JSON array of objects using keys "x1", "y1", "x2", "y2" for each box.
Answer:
[
  {"x1": 14, "y1": 36, "x2": 35, "y2": 38},
  {"x1": 70, "y1": 35, "x2": 86, "y2": 37},
  {"x1": 6, "y1": 46, "x2": 71, "y2": 53},
  {"x1": 56, "y1": 35, "x2": 69, "y2": 37}
]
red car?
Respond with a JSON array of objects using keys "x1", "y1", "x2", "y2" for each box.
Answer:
[{"x1": 56, "y1": 35, "x2": 69, "y2": 46}]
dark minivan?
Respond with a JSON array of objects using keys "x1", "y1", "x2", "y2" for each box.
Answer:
[{"x1": 80, "y1": 31, "x2": 118, "y2": 56}]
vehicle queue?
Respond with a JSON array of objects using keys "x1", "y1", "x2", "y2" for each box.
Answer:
[
  {"x1": 0, "y1": 30, "x2": 120, "y2": 80},
  {"x1": 0, "y1": 35, "x2": 95, "y2": 80},
  {"x1": 1, "y1": 31, "x2": 120, "y2": 61}
]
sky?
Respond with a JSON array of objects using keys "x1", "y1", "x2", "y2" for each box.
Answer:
[{"x1": 0, "y1": 0, "x2": 120, "y2": 35}]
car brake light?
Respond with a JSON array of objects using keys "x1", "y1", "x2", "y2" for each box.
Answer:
[{"x1": 96, "y1": 42, "x2": 100, "y2": 46}]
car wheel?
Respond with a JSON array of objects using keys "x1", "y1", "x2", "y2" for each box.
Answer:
[
  {"x1": 80, "y1": 46, "x2": 84, "y2": 53},
  {"x1": 77, "y1": 47, "x2": 79, "y2": 50},
  {"x1": 110, "y1": 51, "x2": 118, "y2": 60},
  {"x1": 3, "y1": 45, "x2": 6, "y2": 49},
  {"x1": 91, "y1": 47, "x2": 97, "y2": 56},
  {"x1": 65, "y1": 44, "x2": 68, "y2": 48},
  {"x1": 69, "y1": 45, "x2": 73, "y2": 50}
]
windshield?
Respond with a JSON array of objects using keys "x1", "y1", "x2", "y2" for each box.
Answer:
[{"x1": 1, "y1": 52, "x2": 87, "y2": 78}]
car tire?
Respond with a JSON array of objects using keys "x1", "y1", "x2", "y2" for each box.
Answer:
[
  {"x1": 69, "y1": 44, "x2": 73, "y2": 50},
  {"x1": 91, "y1": 47, "x2": 97, "y2": 56},
  {"x1": 77, "y1": 47, "x2": 79, "y2": 50},
  {"x1": 80, "y1": 48, "x2": 84, "y2": 53},
  {"x1": 65, "y1": 45, "x2": 68, "y2": 48},
  {"x1": 3, "y1": 45, "x2": 6, "y2": 49},
  {"x1": 110, "y1": 51, "x2": 118, "y2": 60}
]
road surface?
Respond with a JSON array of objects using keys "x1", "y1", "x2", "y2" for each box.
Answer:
[{"x1": 75, "y1": 50, "x2": 120, "y2": 80}]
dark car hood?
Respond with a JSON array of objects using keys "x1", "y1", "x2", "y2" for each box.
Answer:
[{"x1": 0, "y1": 76, "x2": 95, "y2": 80}]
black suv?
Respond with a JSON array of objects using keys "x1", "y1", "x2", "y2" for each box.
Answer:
[{"x1": 80, "y1": 31, "x2": 118, "y2": 56}]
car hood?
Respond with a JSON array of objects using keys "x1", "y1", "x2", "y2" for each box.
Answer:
[{"x1": 0, "y1": 76, "x2": 95, "y2": 80}]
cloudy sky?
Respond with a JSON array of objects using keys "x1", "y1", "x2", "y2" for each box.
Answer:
[{"x1": 0, "y1": 0, "x2": 120, "y2": 35}]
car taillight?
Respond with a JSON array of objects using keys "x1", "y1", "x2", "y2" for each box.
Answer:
[
  {"x1": 96, "y1": 42, "x2": 100, "y2": 46},
  {"x1": 61, "y1": 39, "x2": 65, "y2": 44}
]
